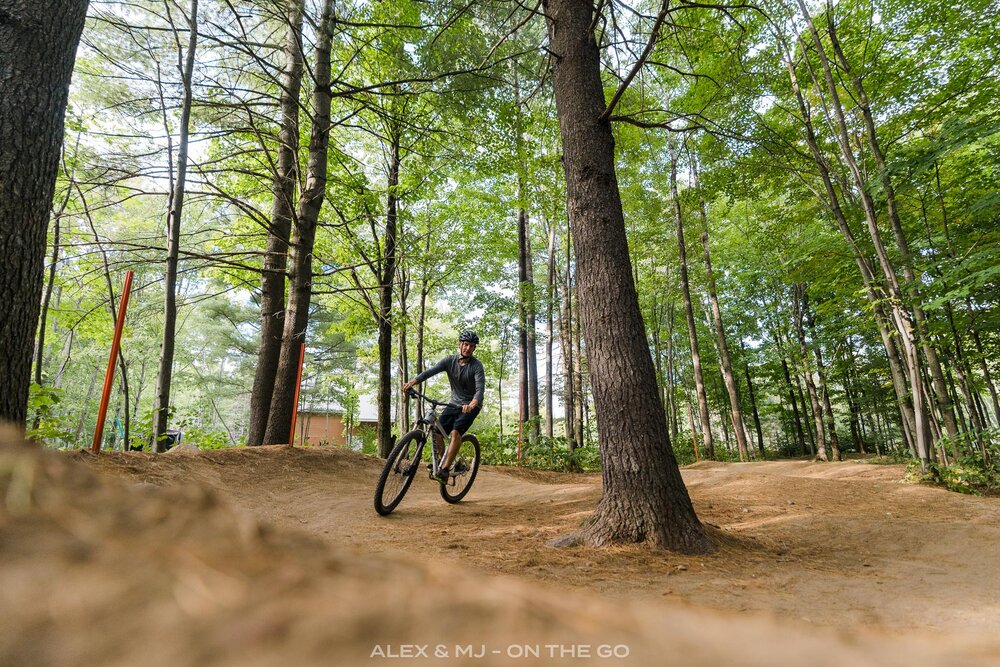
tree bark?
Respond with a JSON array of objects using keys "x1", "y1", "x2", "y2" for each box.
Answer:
[
  {"x1": 248, "y1": 0, "x2": 304, "y2": 446},
  {"x1": 153, "y1": 0, "x2": 199, "y2": 451},
  {"x1": 0, "y1": 0, "x2": 89, "y2": 424},
  {"x1": 263, "y1": 0, "x2": 334, "y2": 444},
  {"x1": 544, "y1": 0, "x2": 711, "y2": 553}
]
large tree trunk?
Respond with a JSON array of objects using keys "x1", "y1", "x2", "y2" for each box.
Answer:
[
  {"x1": 263, "y1": 0, "x2": 334, "y2": 444},
  {"x1": 670, "y1": 147, "x2": 714, "y2": 459},
  {"x1": 693, "y1": 159, "x2": 748, "y2": 461},
  {"x1": 544, "y1": 0, "x2": 711, "y2": 553},
  {"x1": 248, "y1": 0, "x2": 304, "y2": 446},
  {"x1": 0, "y1": 0, "x2": 89, "y2": 424},
  {"x1": 153, "y1": 0, "x2": 199, "y2": 452}
]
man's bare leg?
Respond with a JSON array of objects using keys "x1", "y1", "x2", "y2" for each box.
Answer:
[
  {"x1": 442, "y1": 429, "x2": 462, "y2": 470},
  {"x1": 432, "y1": 431, "x2": 445, "y2": 462}
]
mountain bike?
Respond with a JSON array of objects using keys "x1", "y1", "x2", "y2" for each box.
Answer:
[{"x1": 373, "y1": 388, "x2": 481, "y2": 516}]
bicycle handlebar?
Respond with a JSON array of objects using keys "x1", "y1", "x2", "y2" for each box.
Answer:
[{"x1": 406, "y1": 387, "x2": 459, "y2": 409}]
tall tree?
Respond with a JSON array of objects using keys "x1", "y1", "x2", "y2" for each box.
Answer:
[
  {"x1": 152, "y1": 0, "x2": 200, "y2": 451},
  {"x1": 692, "y1": 154, "x2": 748, "y2": 461},
  {"x1": 0, "y1": 0, "x2": 89, "y2": 425},
  {"x1": 544, "y1": 0, "x2": 711, "y2": 552},
  {"x1": 263, "y1": 0, "x2": 335, "y2": 444},
  {"x1": 670, "y1": 146, "x2": 714, "y2": 460},
  {"x1": 375, "y1": 128, "x2": 400, "y2": 457},
  {"x1": 247, "y1": 0, "x2": 304, "y2": 447}
]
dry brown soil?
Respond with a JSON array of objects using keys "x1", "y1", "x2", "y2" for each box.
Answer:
[{"x1": 2, "y1": 433, "x2": 1000, "y2": 665}]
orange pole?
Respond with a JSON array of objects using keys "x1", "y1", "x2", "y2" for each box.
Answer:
[
  {"x1": 288, "y1": 342, "x2": 305, "y2": 445},
  {"x1": 92, "y1": 270, "x2": 134, "y2": 453}
]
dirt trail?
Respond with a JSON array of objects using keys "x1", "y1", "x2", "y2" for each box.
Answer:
[{"x1": 3, "y1": 436, "x2": 1000, "y2": 665}]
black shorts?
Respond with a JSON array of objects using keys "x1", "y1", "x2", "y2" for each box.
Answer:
[{"x1": 439, "y1": 404, "x2": 481, "y2": 435}]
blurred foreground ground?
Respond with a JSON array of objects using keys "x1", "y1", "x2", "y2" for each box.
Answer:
[{"x1": 2, "y1": 431, "x2": 999, "y2": 665}]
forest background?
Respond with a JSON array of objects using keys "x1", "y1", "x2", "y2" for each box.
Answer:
[{"x1": 18, "y1": 0, "x2": 1000, "y2": 490}]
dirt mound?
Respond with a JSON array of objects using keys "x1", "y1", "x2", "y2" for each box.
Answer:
[{"x1": 3, "y1": 432, "x2": 1000, "y2": 665}]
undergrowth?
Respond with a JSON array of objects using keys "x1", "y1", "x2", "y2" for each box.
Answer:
[{"x1": 906, "y1": 429, "x2": 1000, "y2": 495}]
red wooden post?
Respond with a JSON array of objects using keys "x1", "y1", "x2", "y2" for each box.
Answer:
[
  {"x1": 288, "y1": 342, "x2": 306, "y2": 445},
  {"x1": 92, "y1": 270, "x2": 134, "y2": 453}
]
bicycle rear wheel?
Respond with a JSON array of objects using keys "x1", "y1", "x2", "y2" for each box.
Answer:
[
  {"x1": 374, "y1": 431, "x2": 424, "y2": 515},
  {"x1": 440, "y1": 434, "x2": 480, "y2": 504}
]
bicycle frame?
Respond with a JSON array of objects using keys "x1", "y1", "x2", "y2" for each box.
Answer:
[
  {"x1": 408, "y1": 389, "x2": 458, "y2": 478},
  {"x1": 375, "y1": 389, "x2": 482, "y2": 515}
]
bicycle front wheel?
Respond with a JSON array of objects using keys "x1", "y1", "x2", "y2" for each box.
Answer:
[
  {"x1": 440, "y1": 434, "x2": 480, "y2": 504},
  {"x1": 374, "y1": 431, "x2": 424, "y2": 515}
]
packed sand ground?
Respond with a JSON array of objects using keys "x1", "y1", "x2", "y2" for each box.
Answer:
[{"x1": 2, "y1": 432, "x2": 1000, "y2": 665}]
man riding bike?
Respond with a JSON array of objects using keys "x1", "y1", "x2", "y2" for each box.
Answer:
[{"x1": 402, "y1": 331, "x2": 485, "y2": 484}]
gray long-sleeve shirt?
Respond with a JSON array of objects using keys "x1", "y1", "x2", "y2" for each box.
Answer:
[{"x1": 413, "y1": 355, "x2": 485, "y2": 405}]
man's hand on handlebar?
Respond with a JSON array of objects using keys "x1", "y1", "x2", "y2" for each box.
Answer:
[
  {"x1": 402, "y1": 380, "x2": 416, "y2": 395},
  {"x1": 462, "y1": 399, "x2": 479, "y2": 414}
]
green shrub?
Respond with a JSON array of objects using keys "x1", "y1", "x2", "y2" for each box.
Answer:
[
  {"x1": 907, "y1": 429, "x2": 1000, "y2": 495},
  {"x1": 357, "y1": 425, "x2": 378, "y2": 456},
  {"x1": 477, "y1": 429, "x2": 602, "y2": 472},
  {"x1": 26, "y1": 384, "x2": 74, "y2": 445}
]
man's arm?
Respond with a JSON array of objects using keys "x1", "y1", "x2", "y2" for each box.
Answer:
[
  {"x1": 403, "y1": 357, "x2": 449, "y2": 392},
  {"x1": 472, "y1": 360, "x2": 486, "y2": 404}
]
